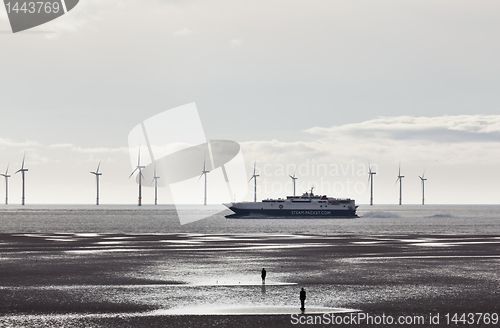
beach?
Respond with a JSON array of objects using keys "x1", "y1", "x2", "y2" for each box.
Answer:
[{"x1": 1, "y1": 231, "x2": 499, "y2": 327}]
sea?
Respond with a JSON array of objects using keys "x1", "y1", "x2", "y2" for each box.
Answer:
[{"x1": 1, "y1": 204, "x2": 499, "y2": 235}]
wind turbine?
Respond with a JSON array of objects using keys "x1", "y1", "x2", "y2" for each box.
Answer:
[
  {"x1": 152, "y1": 164, "x2": 160, "y2": 205},
  {"x1": 129, "y1": 148, "x2": 145, "y2": 206},
  {"x1": 368, "y1": 164, "x2": 376, "y2": 205},
  {"x1": 90, "y1": 161, "x2": 102, "y2": 205},
  {"x1": 15, "y1": 153, "x2": 28, "y2": 205},
  {"x1": 419, "y1": 170, "x2": 427, "y2": 205},
  {"x1": 198, "y1": 157, "x2": 210, "y2": 205},
  {"x1": 395, "y1": 162, "x2": 404, "y2": 205},
  {"x1": 0, "y1": 164, "x2": 10, "y2": 204},
  {"x1": 249, "y1": 161, "x2": 259, "y2": 202},
  {"x1": 289, "y1": 170, "x2": 298, "y2": 197}
]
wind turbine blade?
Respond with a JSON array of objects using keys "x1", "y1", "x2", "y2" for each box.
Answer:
[
  {"x1": 198, "y1": 173, "x2": 204, "y2": 182},
  {"x1": 128, "y1": 167, "x2": 138, "y2": 179},
  {"x1": 422, "y1": 169, "x2": 426, "y2": 179},
  {"x1": 253, "y1": 161, "x2": 256, "y2": 176},
  {"x1": 96, "y1": 161, "x2": 101, "y2": 174},
  {"x1": 21, "y1": 152, "x2": 26, "y2": 170},
  {"x1": 5, "y1": 163, "x2": 9, "y2": 175}
]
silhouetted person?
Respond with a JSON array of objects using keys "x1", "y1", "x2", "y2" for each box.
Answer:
[
  {"x1": 300, "y1": 288, "x2": 306, "y2": 311},
  {"x1": 261, "y1": 268, "x2": 266, "y2": 283}
]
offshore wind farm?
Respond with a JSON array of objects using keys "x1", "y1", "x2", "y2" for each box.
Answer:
[
  {"x1": 198, "y1": 157, "x2": 210, "y2": 206},
  {"x1": 129, "y1": 149, "x2": 145, "y2": 206},
  {"x1": 0, "y1": 156, "x2": 443, "y2": 207},
  {"x1": 0, "y1": 148, "x2": 438, "y2": 208},
  {"x1": 152, "y1": 165, "x2": 160, "y2": 205},
  {"x1": 15, "y1": 153, "x2": 28, "y2": 206},
  {"x1": 0, "y1": 164, "x2": 10, "y2": 205},
  {"x1": 90, "y1": 161, "x2": 102, "y2": 205},
  {"x1": 395, "y1": 163, "x2": 405, "y2": 206}
]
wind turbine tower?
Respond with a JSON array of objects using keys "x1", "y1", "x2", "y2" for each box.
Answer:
[
  {"x1": 396, "y1": 163, "x2": 404, "y2": 205},
  {"x1": 15, "y1": 153, "x2": 28, "y2": 206},
  {"x1": 289, "y1": 170, "x2": 298, "y2": 197},
  {"x1": 90, "y1": 161, "x2": 102, "y2": 205},
  {"x1": 0, "y1": 164, "x2": 10, "y2": 205},
  {"x1": 419, "y1": 170, "x2": 427, "y2": 205},
  {"x1": 199, "y1": 158, "x2": 210, "y2": 205},
  {"x1": 368, "y1": 165, "x2": 376, "y2": 205},
  {"x1": 249, "y1": 162, "x2": 259, "y2": 202},
  {"x1": 152, "y1": 165, "x2": 160, "y2": 205},
  {"x1": 129, "y1": 149, "x2": 145, "y2": 206}
]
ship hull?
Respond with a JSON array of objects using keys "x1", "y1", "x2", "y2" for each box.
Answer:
[
  {"x1": 227, "y1": 207, "x2": 357, "y2": 218},
  {"x1": 224, "y1": 194, "x2": 358, "y2": 219}
]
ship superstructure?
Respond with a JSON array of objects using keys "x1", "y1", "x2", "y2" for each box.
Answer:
[{"x1": 224, "y1": 189, "x2": 357, "y2": 218}]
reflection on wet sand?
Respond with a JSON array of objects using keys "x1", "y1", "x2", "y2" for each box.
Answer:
[{"x1": 0, "y1": 233, "x2": 499, "y2": 327}]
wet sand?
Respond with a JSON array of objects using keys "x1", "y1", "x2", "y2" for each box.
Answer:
[{"x1": 0, "y1": 233, "x2": 499, "y2": 327}]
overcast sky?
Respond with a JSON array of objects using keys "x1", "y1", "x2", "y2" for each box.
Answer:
[{"x1": 1, "y1": 0, "x2": 500, "y2": 204}]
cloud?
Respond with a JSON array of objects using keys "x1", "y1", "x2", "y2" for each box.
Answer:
[
  {"x1": 235, "y1": 115, "x2": 500, "y2": 204},
  {"x1": 49, "y1": 143, "x2": 128, "y2": 154},
  {"x1": 69, "y1": 146, "x2": 129, "y2": 154},
  {"x1": 307, "y1": 115, "x2": 500, "y2": 136},
  {"x1": 1, "y1": 139, "x2": 128, "y2": 154},
  {"x1": 27, "y1": 152, "x2": 51, "y2": 165},
  {"x1": 240, "y1": 115, "x2": 500, "y2": 167},
  {"x1": 230, "y1": 39, "x2": 242, "y2": 46},
  {"x1": 0, "y1": 138, "x2": 41, "y2": 148},
  {"x1": 173, "y1": 28, "x2": 193, "y2": 37}
]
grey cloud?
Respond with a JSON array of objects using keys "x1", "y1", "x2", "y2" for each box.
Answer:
[{"x1": 305, "y1": 115, "x2": 500, "y2": 143}]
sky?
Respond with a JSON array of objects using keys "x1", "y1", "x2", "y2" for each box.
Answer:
[{"x1": 1, "y1": 0, "x2": 500, "y2": 205}]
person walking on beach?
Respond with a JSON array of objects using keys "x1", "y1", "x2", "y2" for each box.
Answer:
[
  {"x1": 261, "y1": 268, "x2": 266, "y2": 283},
  {"x1": 300, "y1": 288, "x2": 306, "y2": 311}
]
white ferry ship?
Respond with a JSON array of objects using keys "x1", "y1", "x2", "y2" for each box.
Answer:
[{"x1": 224, "y1": 189, "x2": 357, "y2": 218}]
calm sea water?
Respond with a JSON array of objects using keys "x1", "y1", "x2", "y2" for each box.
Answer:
[{"x1": 0, "y1": 204, "x2": 499, "y2": 234}]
